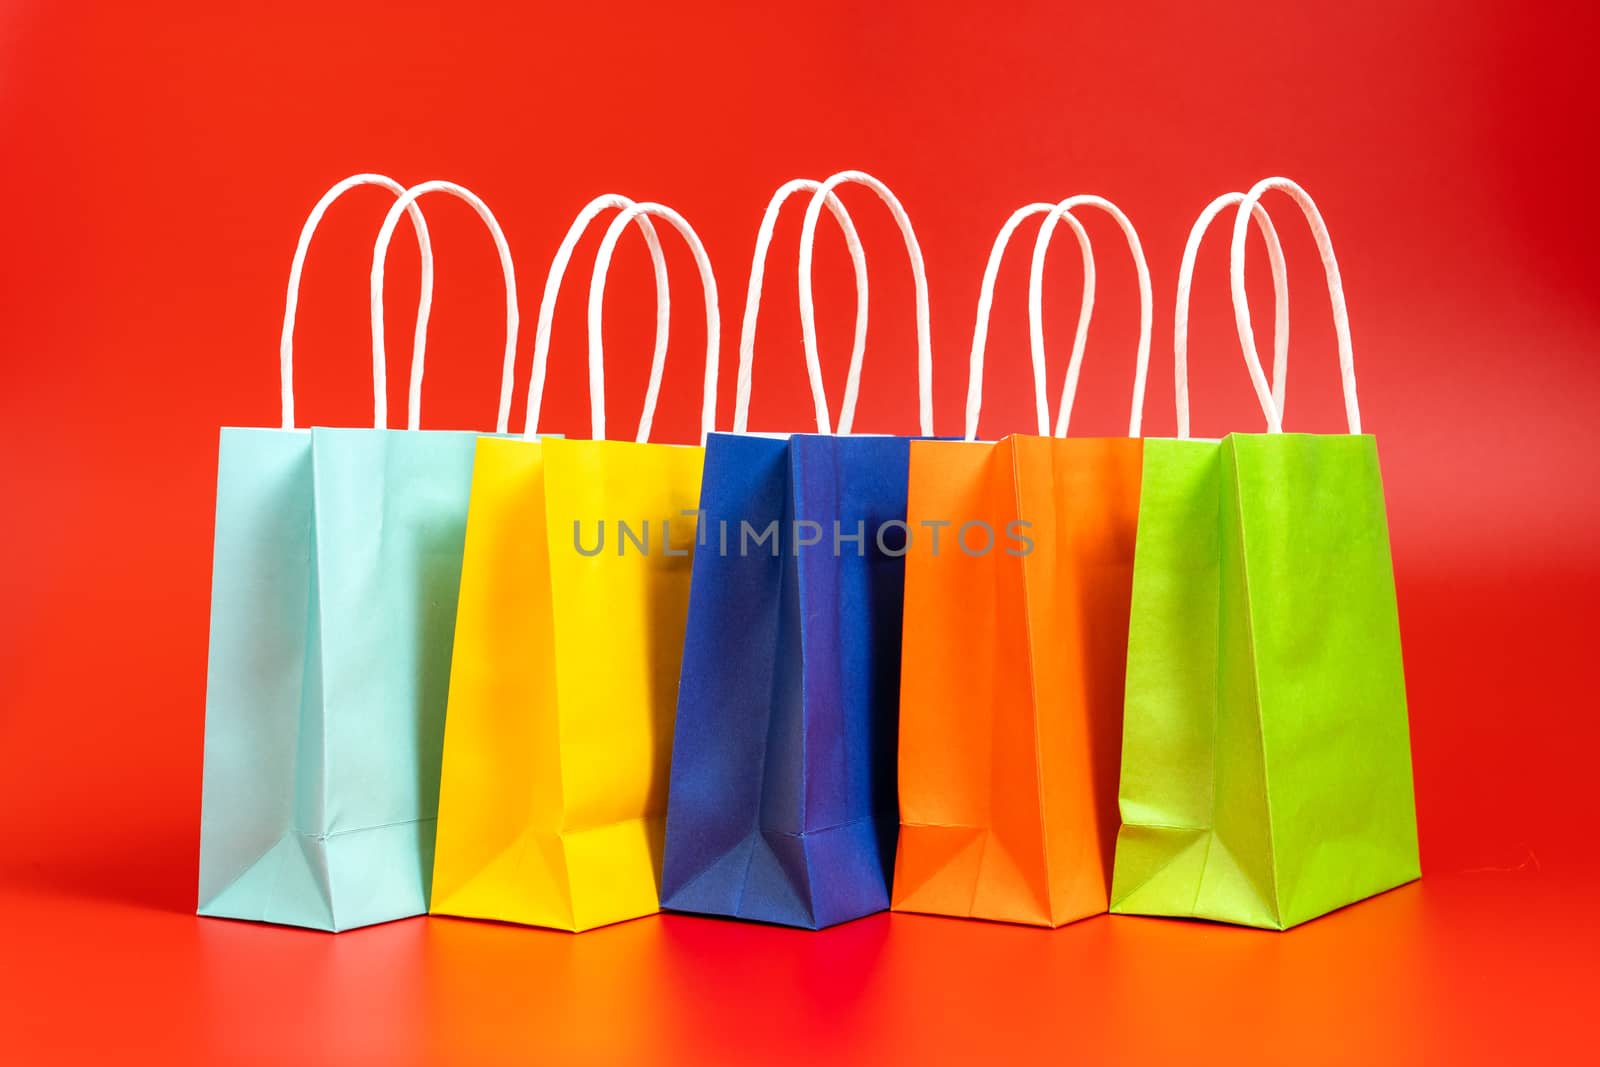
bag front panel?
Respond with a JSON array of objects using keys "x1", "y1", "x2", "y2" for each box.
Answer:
[
  {"x1": 1014, "y1": 435, "x2": 1143, "y2": 922},
  {"x1": 1231, "y1": 433, "x2": 1420, "y2": 926},
  {"x1": 785, "y1": 434, "x2": 911, "y2": 923},
  {"x1": 541, "y1": 438, "x2": 705, "y2": 836},
  {"x1": 312, "y1": 429, "x2": 478, "y2": 840},
  {"x1": 791, "y1": 434, "x2": 909, "y2": 839},
  {"x1": 893, "y1": 439, "x2": 1048, "y2": 923}
]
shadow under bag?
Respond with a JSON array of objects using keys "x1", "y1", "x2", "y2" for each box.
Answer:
[{"x1": 1110, "y1": 178, "x2": 1420, "y2": 929}]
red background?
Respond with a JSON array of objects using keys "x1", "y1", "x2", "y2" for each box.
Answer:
[{"x1": 2, "y1": 1, "x2": 1597, "y2": 1062}]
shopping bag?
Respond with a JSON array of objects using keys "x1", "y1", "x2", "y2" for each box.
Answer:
[
  {"x1": 660, "y1": 171, "x2": 930, "y2": 929},
  {"x1": 430, "y1": 197, "x2": 719, "y2": 932},
  {"x1": 892, "y1": 195, "x2": 1156, "y2": 926},
  {"x1": 1110, "y1": 177, "x2": 1420, "y2": 929},
  {"x1": 198, "y1": 177, "x2": 520, "y2": 931}
]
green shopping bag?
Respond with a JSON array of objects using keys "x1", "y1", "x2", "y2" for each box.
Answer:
[{"x1": 1110, "y1": 178, "x2": 1420, "y2": 930}]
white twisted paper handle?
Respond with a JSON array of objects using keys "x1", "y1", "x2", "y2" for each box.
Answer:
[
  {"x1": 963, "y1": 201, "x2": 1096, "y2": 440},
  {"x1": 371, "y1": 180, "x2": 520, "y2": 432},
  {"x1": 797, "y1": 171, "x2": 934, "y2": 436},
  {"x1": 279, "y1": 174, "x2": 433, "y2": 429},
  {"x1": 523, "y1": 195, "x2": 671, "y2": 436},
  {"x1": 1231, "y1": 176, "x2": 1359, "y2": 434},
  {"x1": 733, "y1": 179, "x2": 868, "y2": 433},
  {"x1": 580, "y1": 202, "x2": 720, "y2": 444},
  {"x1": 1035, "y1": 196, "x2": 1153, "y2": 438},
  {"x1": 1174, "y1": 191, "x2": 1290, "y2": 439}
]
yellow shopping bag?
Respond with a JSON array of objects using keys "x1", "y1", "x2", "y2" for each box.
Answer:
[{"x1": 431, "y1": 195, "x2": 719, "y2": 931}]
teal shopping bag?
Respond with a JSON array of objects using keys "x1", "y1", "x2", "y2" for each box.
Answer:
[
  {"x1": 198, "y1": 176, "x2": 519, "y2": 931},
  {"x1": 1110, "y1": 179, "x2": 1420, "y2": 930}
]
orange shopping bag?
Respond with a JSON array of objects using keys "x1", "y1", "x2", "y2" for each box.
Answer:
[{"x1": 892, "y1": 195, "x2": 1153, "y2": 926}]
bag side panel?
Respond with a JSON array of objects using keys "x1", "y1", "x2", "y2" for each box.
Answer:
[
  {"x1": 198, "y1": 428, "x2": 335, "y2": 929},
  {"x1": 431, "y1": 437, "x2": 572, "y2": 929},
  {"x1": 1110, "y1": 439, "x2": 1221, "y2": 916},
  {"x1": 661, "y1": 434, "x2": 799, "y2": 916},
  {"x1": 1190, "y1": 438, "x2": 1280, "y2": 928}
]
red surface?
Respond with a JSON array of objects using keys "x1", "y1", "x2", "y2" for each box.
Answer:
[
  {"x1": 2, "y1": 1, "x2": 1597, "y2": 1062},
  {"x1": 5, "y1": 875, "x2": 1597, "y2": 1063}
]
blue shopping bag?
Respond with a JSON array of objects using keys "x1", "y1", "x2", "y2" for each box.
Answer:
[
  {"x1": 661, "y1": 171, "x2": 932, "y2": 928},
  {"x1": 197, "y1": 177, "x2": 519, "y2": 931}
]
